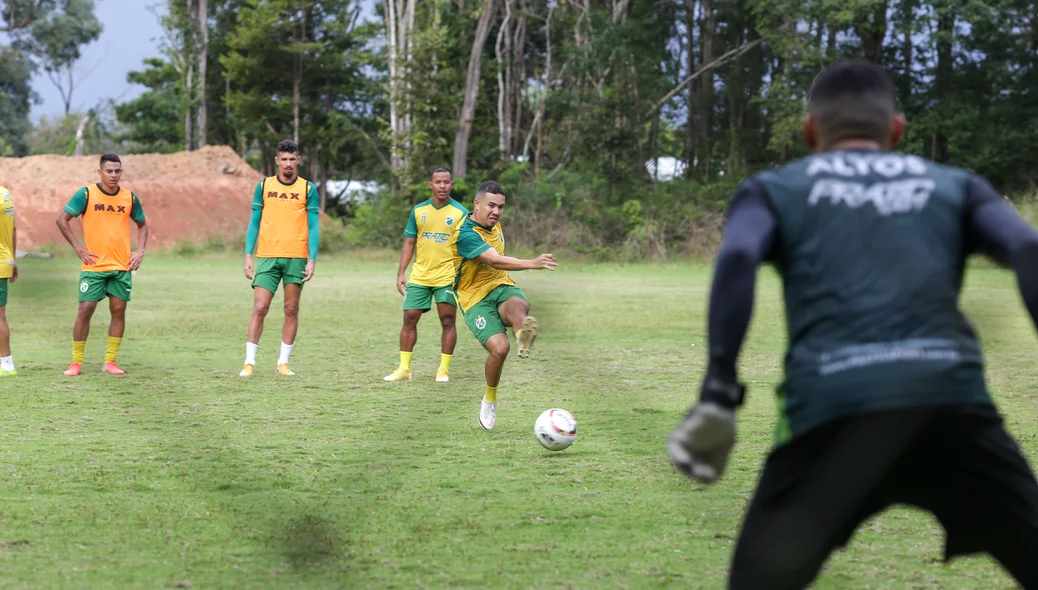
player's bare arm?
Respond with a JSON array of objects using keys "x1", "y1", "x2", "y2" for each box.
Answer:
[
  {"x1": 9, "y1": 225, "x2": 16, "y2": 284},
  {"x1": 476, "y1": 249, "x2": 557, "y2": 271},
  {"x1": 127, "y1": 219, "x2": 149, "y2": 271},
  {"x1": 55, "y1": 210, "x2": 98, "y2": 266},
  {"x1": 303, "y1": 259, "x2": 316, "y2": 282},
  {"x1": 396, "y1": 237, "x2": 416, "y2": 295}
]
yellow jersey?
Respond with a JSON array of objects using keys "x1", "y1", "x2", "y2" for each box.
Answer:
[
  {"x1": 0, "y1": 186, "x2": 14, "y2": 279},
  {"x1": 450, "y1": 215, "x2": 515, "y2": 312},
  {"x1": 403, "y1": 198, "x2": 469, "y2": 287},
  {"x1": 63, "y1": 184, "x2": 146, "y2": 272}
]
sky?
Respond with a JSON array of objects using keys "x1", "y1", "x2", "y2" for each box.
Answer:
[
  {"x1": 30, "y1": 0, "x2": 166, "y2": 120},
  {"x1": 29, "y1": 0, "x2": 380, "y2": 122}
]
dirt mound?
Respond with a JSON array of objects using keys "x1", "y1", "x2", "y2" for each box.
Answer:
[{"x1": 0, "y1": 146, "x2": 263, "y2": 249}]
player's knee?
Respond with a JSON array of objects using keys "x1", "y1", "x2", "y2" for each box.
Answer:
[
  {"x1": 488, "y1": 338, "x2": 510, "y2": 359},
  {"x1": 253, "y1": 301, "x2": 271, "y2": 317},
  {"x1": 78, "y1": 302, "x2": 98, "y2": 318},
  {"x1": 283, "y1": 302, "x2": 300, "y2": 318},
  {"x1": 440, "y1": 315, "x2": 455, "y2": 330}
]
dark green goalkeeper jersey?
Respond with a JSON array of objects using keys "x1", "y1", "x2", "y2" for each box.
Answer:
[{"x1": 746, "y1": 151, "x2": 996, "y2": 443}]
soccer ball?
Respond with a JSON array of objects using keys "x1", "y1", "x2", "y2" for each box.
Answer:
[{"x1": 534, "y1": 408, "x2": 577, "y2": 451}]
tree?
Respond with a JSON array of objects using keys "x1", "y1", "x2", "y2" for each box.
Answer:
[
  {"x1": 451, "y1": 0, "x2": 497, "y2": 180},
  {"x1": 23, "y1": 0, "x2": 103, "y2": 114},
  {"x1": 115, "y1": 57, "x2": 184, "y2": 153}
]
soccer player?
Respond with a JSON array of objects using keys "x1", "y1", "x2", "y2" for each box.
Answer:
[
  {"x1": 0, "y1": 185, "x2": 18, "y2": 376},
  {"x1": 450, "y1": 181, "x2": 557, "y2": 430},
  {"x1": 666, "y1": 60, "x2": 1038, "y2": 589},
  {"x1": 55, "y1": 153, "x2": 149, "y2": 376},
  {"x1": 240, "y1": 139, "x2": 319, "y2": 377},
  {"x1": 384, "y1": 167, "x2": 469, "y2": 383}
]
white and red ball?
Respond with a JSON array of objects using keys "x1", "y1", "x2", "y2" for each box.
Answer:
[{"x1": 534, "y1": 408, "x2": 577, "y2": 451}]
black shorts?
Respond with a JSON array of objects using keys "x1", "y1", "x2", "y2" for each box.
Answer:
[{"x1": 728, "y1": 404, "x2": 1038, "y2": 590}]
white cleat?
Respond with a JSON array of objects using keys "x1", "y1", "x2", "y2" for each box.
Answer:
[{"x1": 479, "y1": 397, "x2": 497, "y2": 430}]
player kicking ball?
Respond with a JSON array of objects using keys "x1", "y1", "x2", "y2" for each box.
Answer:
[
  {"x1": 449, "y1": 181, "x2": 557, "y2": 430},
  {"x1": 667, "y1": 59, "x2": 1038, "y2": 589}
]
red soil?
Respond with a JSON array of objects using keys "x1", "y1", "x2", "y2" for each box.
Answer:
[{"x1": 0, "y1": 145, "x2": 262, "y2": 248}]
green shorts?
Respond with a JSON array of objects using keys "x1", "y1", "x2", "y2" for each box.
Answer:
[
  {"x1": 79, "y1": 270, "x2": 133, "y2": 302},
  {"x1": 403, "y1": 283, "x2": 456, "y2": 311},
  {"x1": 253, "y1": 257, "x2": 307, "y2": 294},
  {"x1": 0, "y1": 278, "x2": 7, "y2": 307},
  {"x1": 461, "y1": 285, "x2": 528, "y2": 347}
]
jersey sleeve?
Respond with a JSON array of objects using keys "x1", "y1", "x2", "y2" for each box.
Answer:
[
  {"x1": 64, "y1": 187, "x2": 89, "y2": 217},
  {"x1": 130, "y1": 194, "x2": 146, "y2": 223},
  {"x1": 403, "y1": 207, "x2": 418, "y2": 238},
  {"x1": 457, "y1": 225, "x2": 491, "y2": 259},
  {"x1": 251, "y1": 180, "x2": 264, "y2": 210},
  {"x1": 305, "y1": 182, "x2": 319, "y2": 212}
]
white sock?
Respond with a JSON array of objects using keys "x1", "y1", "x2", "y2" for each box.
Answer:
[
  {"x1": 1, "y1": 355, "x2": 13, "y2": 372},
  {"x1": 245, "y1": 342, "x2": 258, "y2": 365},
  {"x1": 278, "y1": 341, "x2": 293, "y2": 365}
]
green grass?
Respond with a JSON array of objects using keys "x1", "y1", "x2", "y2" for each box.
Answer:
[{"x1": 1, "y1": 254, "x2": 1035, "y2": 589}]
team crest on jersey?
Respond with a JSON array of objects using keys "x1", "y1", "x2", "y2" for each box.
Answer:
[
  {"x1": 80, "y1": 281, "x2": 88, "y2": 293},
  {"x1": 420, "y1": 212, "x2": 428, "y2": 224},
  {"x1": 445, "y1": 215, "x2": 455, "y2": 226},
  {"x1": 475, "y1": 315, "x2": 487, "y2": 330}
]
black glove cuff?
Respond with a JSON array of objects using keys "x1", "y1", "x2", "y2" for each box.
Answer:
[{"x1": 699, "y1": 377, "x2": 746, "y2": 408}]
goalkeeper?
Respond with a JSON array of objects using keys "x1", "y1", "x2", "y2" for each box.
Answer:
[{"x1": 668, "y1": 59, "x2": 1038, "y2": 589}]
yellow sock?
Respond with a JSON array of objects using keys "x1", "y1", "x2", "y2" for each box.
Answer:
[
  {"x1": 72, "y1": 341, "x2": 85, "y2": 364},
  {"x1": 439, "y1": 353, "x2": 453, "y2": 371},
  {"x1": 484, "y1": 384, "x2": 497, "y2": 403},
  {"x1": 105, "y1": 336, "x2": 122, "y2": 363},
  {"x1": 400, "y1": 351, "x2": 412, "y2": 370}
]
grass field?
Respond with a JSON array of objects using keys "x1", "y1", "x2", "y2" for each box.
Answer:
[{"x1": 1, "y1": 253, "x2": 1035, "y2": 589}]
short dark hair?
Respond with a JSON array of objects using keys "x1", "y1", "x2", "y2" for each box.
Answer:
[
  {"x1": 807, "y1": 60, "x2": 896, "y2": 145},
  {"x1": 476, "y1": 181, "x2": 504, "y2": 198},
  {"x1": 276, "y1": 139, "x2": 299, "y2": 155},
  {"x1": 431, "y1": 166, "x2": 451, "y2": 178},
  {"x1": 99, "y1": 153, "x2": 121, "y2": 167}
]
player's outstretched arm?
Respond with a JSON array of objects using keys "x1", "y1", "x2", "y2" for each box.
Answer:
[
  {"x1": 965, "y1": 175, "x2": 1038, "y2": 330},
  {"x1": 476, "y1": 249, "x2": 557, "y2": 271},
  {"x1": 668, "y1": 179, "x2": 776, "y2": 484}
]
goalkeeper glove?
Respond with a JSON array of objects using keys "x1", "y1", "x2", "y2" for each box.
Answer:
[{"x1": 666, "y1": 375, "x2": 744, "y2": 483}]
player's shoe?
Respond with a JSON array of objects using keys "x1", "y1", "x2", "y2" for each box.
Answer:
[
  {"x1": 0, "y1": 368, "x2": 16, "y2": 377},
  {"x1": 479, "y1": 397, "x2": 497, "y2": 430},
  {"x1": 63, "y1": 362, "x2": 83, "y2": 376},
  {"x1": 435, "y1": 368, "x2": 450, "y2": 382},
  {"x1": 239, "y1": 363, "x2": 255, "y2": 377},
  {"x1": 383, "y1": 368, "x2": 412, "y2": 381},
  {"x1": 102, "y1": 362, "x2": 125, "y2": 375},
  {"x1": 516, "y1": 316, "x2": 538, "y2": 359},
  {"x1": 275, "y1": 363, "x2": 296, "y2": 376}
]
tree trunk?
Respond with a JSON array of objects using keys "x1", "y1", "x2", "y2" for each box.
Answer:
[
  {"x1": 291, "y1": 7, "x2": 306, "y2": 145},
  {"x1": 73, "y1": 113, "x2": 90, "y2": 157},
  {"x1": 854, "y1": 0, "x2": 888, "y2": 63},
  {"x1": 196, "y1": 0, "x2": 208, "y2": 147},
  {"x1": 900, "y1": 0, "x2": 914, "y2": 103},
  {"x1": 684, "y1": 0, "x2": 696, "y2": 174},
  {"x1": 452, "y1": 0, "x2": 499, "y2": 179},
  {"x1": 510, "y1": 15, "x2": 526, "y2": 156},
  {"x1": 184, "y1": 0, "x2": 195, "y2": 151},
  {"x1": 934, "y1": 7, "x2": 953, "y2": 162},
  {"x1": 496, "y1": 0, "x2": 514, "y2": 159},
  {"x1": 185, "y1": 61, "x2": 194, "y2": 150},
  {"x1": 698, "y1": 0, "x2": 714, "y2": 178}
]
